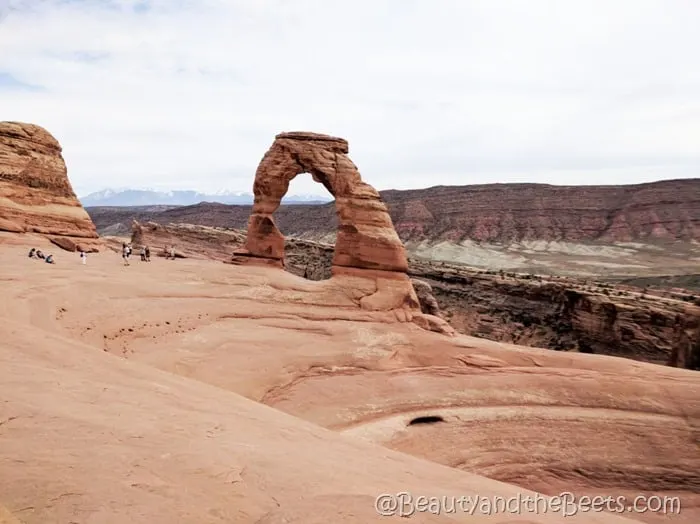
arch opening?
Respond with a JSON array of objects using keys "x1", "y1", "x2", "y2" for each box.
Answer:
[{"x1": 276, "y1": 172, "x2": 336, "y2": 281}]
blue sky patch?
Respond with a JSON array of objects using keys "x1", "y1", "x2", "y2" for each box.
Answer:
[
  {"x1": 134, "y1": 1, "x2": 151, "y2": 14},
  {"x1": 0, "y1": 72, "x2": 43, "y2": 91}
]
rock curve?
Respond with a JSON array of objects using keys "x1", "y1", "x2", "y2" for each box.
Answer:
[{"x1": 0, "y1": 121, "x2": 101, "y2": 251}]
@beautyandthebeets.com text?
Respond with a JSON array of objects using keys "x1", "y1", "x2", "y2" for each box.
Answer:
[{"x1": 374, "y1": 491, "x2": 682, "y2": 517}]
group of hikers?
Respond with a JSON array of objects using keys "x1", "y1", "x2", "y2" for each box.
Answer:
[
  {"x1": 121, "y1": 243, "x2": 149, "y2": 265},
  {"x1": 122, "y1": 243, "x2": 177, "y2": 265},
  {"x1": 29, "y1": 247, "x2": 87, "y2": 265},
  {"x1": 28, "y1": 243, "x2": 177, "y2": 267},
  {"x1": 28, "y1": 248, "x2": 55, "y2": 264}
]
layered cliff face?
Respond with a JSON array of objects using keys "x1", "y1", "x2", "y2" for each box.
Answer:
[
  {"x1": 0, "y1": 121, "x2": 101, "y2": 251},
  {"x1": 383, "y1": 179, "x2": 700, "y2": 243},
  {"x1": 126, "y1": 221, "x2": 700, "y2": 370}
]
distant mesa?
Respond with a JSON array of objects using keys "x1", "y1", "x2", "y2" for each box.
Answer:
[
  {"x1": 0, "y1": 121, "x2": 102, "y2": 252},
  {"x1": 231, "y1": 131, "x2": 454, "y2": 335}
]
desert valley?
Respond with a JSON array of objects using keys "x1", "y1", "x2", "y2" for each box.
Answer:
[{"x1": 1, "y1": 121, "x2": 699, "y2": 524}]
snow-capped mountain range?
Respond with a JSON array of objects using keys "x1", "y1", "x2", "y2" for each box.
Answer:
[{"x1": 80, "y1": 188, "x2": 332, "y2": 207}]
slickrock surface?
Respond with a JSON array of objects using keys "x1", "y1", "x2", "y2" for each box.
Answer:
[
  {"x1": 1, "y1": 233, "x2": 698, "y2": 523},
  {"x1": 0, "y1": 122, "x2": 101, "y2": 251}
]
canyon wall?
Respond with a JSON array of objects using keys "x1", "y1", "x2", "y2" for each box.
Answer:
[
  {"x1": 407, "y1": 260, "x2": 700, "y2": 370},
  {"x1": 383, "y1": 179, "x2": 700, "y2": 243}
]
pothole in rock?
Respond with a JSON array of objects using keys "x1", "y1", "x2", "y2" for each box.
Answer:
[{"x1": 407, "y1": 415, "x2": 445, "y2": 426}]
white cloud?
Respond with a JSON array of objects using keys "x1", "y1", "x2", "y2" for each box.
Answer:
[{"x1": 1, "y1": 0, "x2": 698, "y2": 196}]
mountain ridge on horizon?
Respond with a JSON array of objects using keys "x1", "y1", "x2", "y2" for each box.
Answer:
[{"x1": 79, "y1": 188, "x2": 332, "y2": 207}]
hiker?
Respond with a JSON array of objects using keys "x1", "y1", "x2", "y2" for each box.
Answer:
[
  {"x1": 80, "y1": 250, "x2": 87, "y2": 265},
  {"x1": 169, "y1": 246, "x2": 176, "y2": 260},
  {"x1": 45, "y1": 254, "x2": 54, "y2": 264},
  {"x1": 36, "y1": 250, "x2": 45, "y2": 260},
  {"x1": 122, "y1": 243, "x2": 131, "y2": 266},
  {"x1": 28, "y1": 248, "x2": 36, "y2": 258},
  {"x1": 144, "y1": 246, "x2": 151, "y2": 262},
  {"x1": 140, "y1": 247, "x2": 146, "y2": 261}
]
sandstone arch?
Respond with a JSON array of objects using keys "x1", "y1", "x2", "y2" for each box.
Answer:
[
  {"x1": 232, "y1": 132, "x2": 408, "y2": 273},
  {"x1": 231, "y1": 132, "x2": 454, "y2": 336}
]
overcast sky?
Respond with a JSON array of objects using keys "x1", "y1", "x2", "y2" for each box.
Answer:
[{"x1": 1, "y1": 0, "x2": 699, "y2": 197}]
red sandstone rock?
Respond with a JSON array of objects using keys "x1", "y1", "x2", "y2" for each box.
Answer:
[
  {"x1": 411, "y1": 278, "x2": 443, "y2": 317},
  {"x1": 0, "y1": 121, "x2": 101, "y2": 251}
]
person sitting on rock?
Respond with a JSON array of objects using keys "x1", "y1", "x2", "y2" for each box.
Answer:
[
  {"x1": 28, "y1": 248, "x2": 36, "y2": 258},
  {"x1": 36, "y1": 250, "x2": 45, "y2": 260},
  {"x1": 45, "y1": 254, "x2": 54, "y2": 264}
]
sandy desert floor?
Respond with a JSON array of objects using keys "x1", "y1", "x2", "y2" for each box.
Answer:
[{"x1": 1, "y1": 233, "x2": 698, "y2": 523}]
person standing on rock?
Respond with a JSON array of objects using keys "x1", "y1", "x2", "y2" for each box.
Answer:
[
  {"x1": 145, "y1": 246, "x2": 151, "y2": 262},
  {"x1": 122, "y1": 243, "x2": 131, "y2": 266},
  {"x1": 79, "y1": 250, "x2": 86, "y2": 265}
]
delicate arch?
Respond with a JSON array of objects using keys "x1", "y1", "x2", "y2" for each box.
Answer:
[{"x1": 234, "y1": 132, "x2": 408, "y2": 273}]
